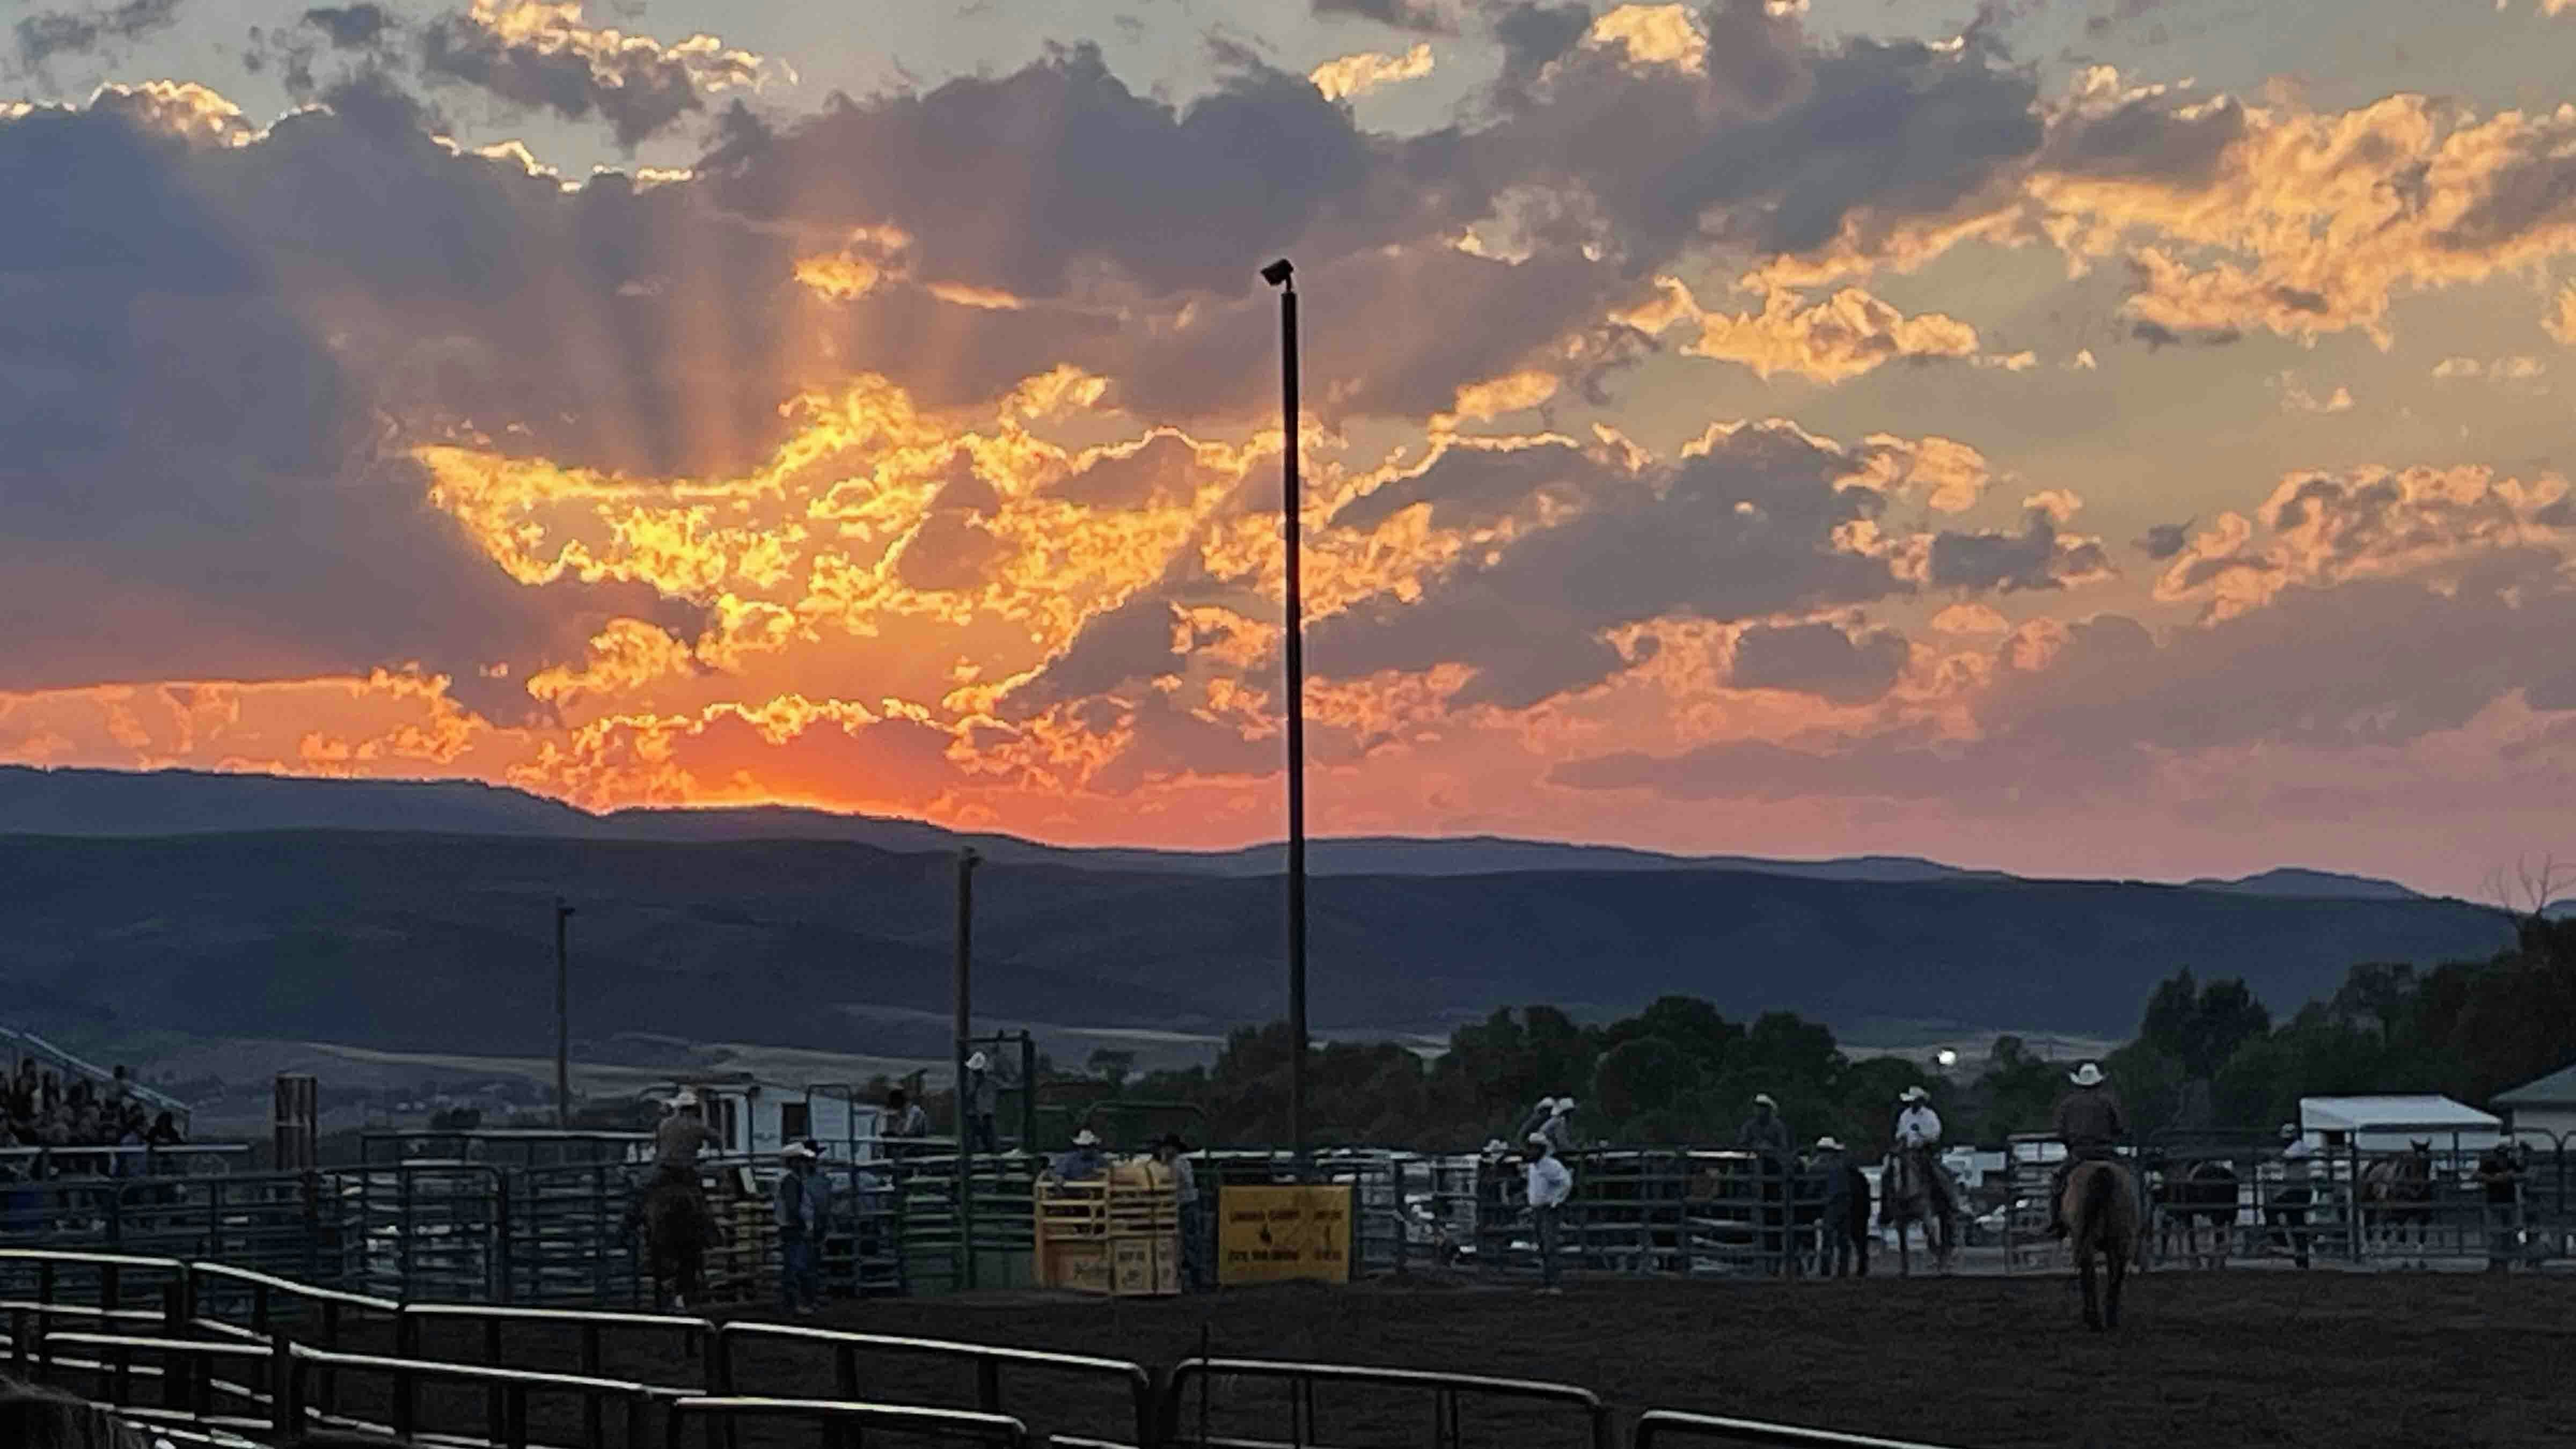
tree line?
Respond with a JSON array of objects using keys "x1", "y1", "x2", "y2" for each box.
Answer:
[{"x1": 1038, "y1": 905, "x2": 2576, "y2": 1153}]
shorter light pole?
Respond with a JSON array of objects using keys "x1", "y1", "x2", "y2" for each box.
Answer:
[{"x1": 553, "y1": 898, "x2": 575, "y2": 1129}]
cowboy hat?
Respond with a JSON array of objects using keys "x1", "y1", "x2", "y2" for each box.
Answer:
[
  {"x1": 1753, "y1": 1092, "x2": 1778, "y2": 1108},
  {"x1": 2279, "y1": 1122, "x2": 2300, "y2": 1139},
  {"x1": 967, "y1": 1051, "x2": 989, "y2": 1071},
  {"x1": 1072, "y1": 1129, "x2": 1100, "y2": 1146},
  {"x1": 669, "y1": 1088, "x2": 699, "y2": 1108},
  {"x1": 1898, "y1": 1086, "x2": 1930, "y2": 1103},
  {"x1": 1526, "y1": 1132, "x2": 1552, "y2": 1149},
  {"x1": 1157, "y1": 1132, "x2": 1191, "y2": 1152},
  {"x1": 1482, "y1": 1138, "x2": 1509, "y2": 1155},
  {"x1": 1534, "y1": 1096, "x2": 1557, "y2": 1113},
  {"x1": 2068, "y1": 1063, "x2": 2105, "y2": 1087},
  {"x1": 1552, "y1": 1097, "x2": 1576, "y2": 1116},
  {"x1": 781, "y1": 1141, "x2": 816, "y2": 1159},
  {"x1": 1814, "y1": 1136, "x2": 1844, "y2": 1151}
]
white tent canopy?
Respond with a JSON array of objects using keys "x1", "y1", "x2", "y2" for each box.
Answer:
[{"x1": 2299, "y1": 1094, "x2": 2502, "y2": 1152}]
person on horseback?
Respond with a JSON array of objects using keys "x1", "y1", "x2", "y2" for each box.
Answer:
[
  {"x1": 2047, "y1": 1063, "x2": 2127, "y2": 1239},
  {"x1": 646, "y1": 1088, "x2": 713, "y2": 1226},
  {"x1": 1890, "y1": 1084, "x2": 1958, "y2": 1227}
]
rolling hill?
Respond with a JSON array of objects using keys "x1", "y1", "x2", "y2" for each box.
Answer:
[{"x1": 0, "y1": 816, "x2": 2517, "y2": 1059}]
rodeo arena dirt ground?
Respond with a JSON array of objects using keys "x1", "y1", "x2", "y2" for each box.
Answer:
[{"x1": 327, "y1": 1269, "x2": 2570, "y2": 1449}]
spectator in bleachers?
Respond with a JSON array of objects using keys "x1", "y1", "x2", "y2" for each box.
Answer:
[{"x1": 146, "y1": 1113, "x2": 184, "y2": 1148}]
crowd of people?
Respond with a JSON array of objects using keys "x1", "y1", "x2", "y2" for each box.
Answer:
[{"x1": 0, "y1": 1060, "x2": 184, "y2": 1161}]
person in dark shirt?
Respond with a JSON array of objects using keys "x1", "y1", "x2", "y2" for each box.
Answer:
[
  {"x1": 1738, "y1": 1094, "x2": 1793, "y2": 1274},
  {"x1": 2478, "y1": 1140, "x2": 2527, "y2": 1273},
  {"x1": 2046, "y1": 1063, "x2": 2128, "y2": 1240}
]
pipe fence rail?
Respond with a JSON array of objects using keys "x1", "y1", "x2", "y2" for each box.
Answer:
[
  {"x1": 1157, "y1": 1357, "x2": 1614, "y2": 1449},
  {"x1": 715, "y1": 1320, "x2": 1154, "y2": 1449},
  {"x1": 1633, "y1": 1411, "x2": 1967, "y2": 1449},
  {"x1": 661, "y1": 1394, "x2": 1031, "y2": 1449},
  {"x1": 0, "y1": 1252, "x2": 2039, "y2": 1449}
]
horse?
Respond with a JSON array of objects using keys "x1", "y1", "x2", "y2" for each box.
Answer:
[
  {"x1": 1878, "y1": 1147, "x2": 1957, "y2": 1276},
  {"x1": 2361, "y1": 1141, "x2": 2434, "y2": 1265},
  {"x1": 625, "y1": 1167, "x2": 715, "y2": 1311},
  {"x1": 2154, "y1": 1159, "x2": 2239, "y2": 1269},
  {"x1": 2062, "y1": 1158, "x2": 2140, "y2": 1331}
]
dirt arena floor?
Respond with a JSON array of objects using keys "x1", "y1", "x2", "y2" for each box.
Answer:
[{"x1": 338, "y1": 1268, "x2": 2576, "y2": 1449}]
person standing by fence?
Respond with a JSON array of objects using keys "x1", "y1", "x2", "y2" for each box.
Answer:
[
  {"x1": 2267, "y1": 1123, "x2": 2314, "y2": 1269},
  {"x1": 1525, "y1": 1132, "x2": 1573, "y2": 1293},
  {"x1": 883, "y1": 1087, "x2": 930, "y2": 1158},
  {"x1": 1156, "y1": 1133, "x2": 1208, "y2": 1291},
  {"x1": 2478, "y1": 1138, "x2": 2526, "y2": 1274},
  {"x1": 774, "y1": 1141, "x2": 829, "y2": 1314},
  {"x1": 964, "y1": 1053, "x2": 1006, "y2": 1154},
  {"x1": 1738, "y1": 1094, "x2": 1792, "y2": 1275},
  {"x1": 1812, "y1": 1137, "x2": 1866, "y2": 1278}
]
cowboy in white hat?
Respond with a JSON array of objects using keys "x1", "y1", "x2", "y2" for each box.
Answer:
[
  {"x1": 1050, "y1": 1127, "x2": 1107, "y2": 1182},
  {"x1": 2046, "y1": 1062, "x2": 2127, "y2": 1239},
  {"x1": 964, "y1": 1051, "x2": 1005, "y2": 1153},
  {"x1": 773, "y1": 1141, "x2": 830, "y2": 1314},
  {"x1": 1810, "y1": 1135, "x2": 1868, "y2": 1277},
  {"x1": 1737, "y1": 1093, "x2": 1794, "y2": 1275},
  {"x1": 1893, "y1": 1085, "x2": 1942, "y2": 1151},
  {"x1": 653, "y1": 1088, "x2": 710, "y2": 1177},
  {"x1": 1541, "y1": 1096, "x2": 1578, "y2": 1155},
  {"x1": 1524, "y1": 1131, "x2": 1573, "y2": 1293},
  {"x1": 1518, "y1": 1096, "x2": 1558, "y2": 1146}
]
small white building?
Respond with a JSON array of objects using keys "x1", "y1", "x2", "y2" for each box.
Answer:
[
  {"x1": 2297, "y1": 1094, "x2": 2504, "y2": 1154},
  {"x1": 639, "y1": 1076, "x2": 889, "y2": 1165},
  {"x1": 2491, "y1": 1063, "x2": 2576, "y2": 1144}
]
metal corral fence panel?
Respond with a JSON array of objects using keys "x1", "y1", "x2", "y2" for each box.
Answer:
[
  {"x1": 2134, "y1": 1130, "x2": 2573, "y2": 1270},
  {"x1": 715, "y1": 1320, "x2": 1154, "y2": 1448},
  {"x1": 1157, "y1": 1356, "x2": 1615, "y2": 1449}
]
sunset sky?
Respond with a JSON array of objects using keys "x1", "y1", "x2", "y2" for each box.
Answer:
[{"x1": 8, "y1": 0, "x2": 2576, "y2": 894}]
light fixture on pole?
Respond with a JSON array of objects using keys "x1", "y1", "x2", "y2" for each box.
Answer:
[{"x1": 1262, "y1": 256, "x2": 1308, "y2": 1169}]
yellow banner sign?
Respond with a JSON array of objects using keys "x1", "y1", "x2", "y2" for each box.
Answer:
[{"x1": 1217, "y1": 1185, "x2": 1353, "y2": 1285}]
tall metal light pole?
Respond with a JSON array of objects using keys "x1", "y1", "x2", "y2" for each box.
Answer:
[
  {"x1": 553, "y1": 898, "x2": 575, "y2": 1129},
  {"x1": 952, "y1": 847, "x2": 981, "y2": 1286},
  {"x1": 1262, "y1": 257, "x2": 1308, "y2": 1169}
]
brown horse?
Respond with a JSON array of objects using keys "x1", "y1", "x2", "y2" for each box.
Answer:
[
  {"x1": 625, "y1": 1167, "x2": 715, "y2": 1310},
  {"x1": 2062, "y1": 1159, "x2": 2140, "y2": 1331},
  {"x1": 2361, "y1": 1141, "x2": 2434, "y2": 1264},
  {"x1": 1879, "y1": 1147, "x2": 1956, "y2": 1276}
]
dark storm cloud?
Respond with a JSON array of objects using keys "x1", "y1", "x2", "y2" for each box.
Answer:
[
  {"x1": 1491, "y1": 1, "x2": 1590, "y2": 92},
  {"x1": 2139, "y1": 521, "x2": 2192, "y2": 560},
  {"x1": 1313, "y1": 0, "x2": 1459, "y2": 32},
  {"x1": 1313, "y1": 425, "x2": 1909, "y2": 708},
  {"x1": 1729, "y1": 621, "x2": 1909, "y2": 705},
  {"x1": 303, "y1": 4, "x2": 393, "y2": 49},
  {"x1": 14, "y1": 0, "x2": 180, "y2": 69},
  {"x1": 1927, "y1": 511, "x2": 2110, "y2": 592},
  {"x1": 700, "y1": 43, "x2": 1473, "y2": 302},
  {"x1": 419, "y1": 3, "x2": 762, "y2": 150},
  {"x1": 0, "y1": 98, "x2": 687, "y2": 714}
]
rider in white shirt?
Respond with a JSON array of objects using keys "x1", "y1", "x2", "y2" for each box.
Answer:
[{"x1": 1894, "y1": 1086, "x2": 1942, "y2": 1150}]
